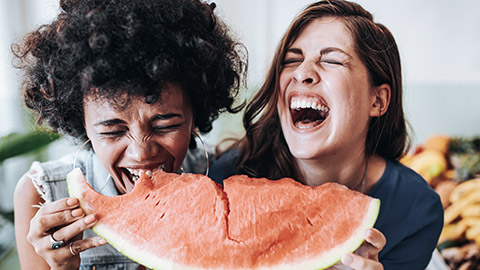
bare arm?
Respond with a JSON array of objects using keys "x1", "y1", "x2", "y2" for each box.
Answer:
[{"x1": 14, "y1": 172, "x2": 51, "y2": 269}]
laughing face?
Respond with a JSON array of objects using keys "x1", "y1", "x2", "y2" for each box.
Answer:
[
  {"x1": 84, "y1": 83, "x2": 194, "y2": 193},
  {"x1": 278, "y1": 17, "x2": 378, "y2": 163}
]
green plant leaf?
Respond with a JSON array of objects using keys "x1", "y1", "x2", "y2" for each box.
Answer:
[
  {"x1": 0, "y1": 211, "x2": 14, "y2": 224},
  {"x1": 0, "y1": 131, "x2": 60, "y2": 163}
]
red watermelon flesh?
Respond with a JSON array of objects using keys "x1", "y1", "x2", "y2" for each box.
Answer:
[{"x1": 67, "y1": 168, "x2": 380, "y2": 270}]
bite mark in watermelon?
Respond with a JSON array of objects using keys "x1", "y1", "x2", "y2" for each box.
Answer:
[{"x1": 67, "y1": 168, "x2": 380, "y2": 270}]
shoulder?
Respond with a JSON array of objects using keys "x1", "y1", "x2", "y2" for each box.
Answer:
[
  {"x1": 23, "y1": 150, "x2": 95, "y2": 202},
  {"x1": 373, "y1": 160, "x2": 444, "y2": 267},
  {"x1": 14, "y1": 169, "x2": 43, "y2": 208},
  {"x1": 209, "y1": 149, "x2": 240, "y2": 184},
  {"x1": 373, "y1": 160, "x2": 443, "y2": 224},
  {"x1": 372, "y1": 160, "x2": 442, "y2": 206},
  {"x1": 387, "y1": 160, "x2": 443, "y2": 229}
]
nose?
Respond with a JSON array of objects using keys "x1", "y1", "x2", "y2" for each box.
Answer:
[
  {"x1": 126, "y1": 137, "x2": 159, "y2": 162},
  {"x1": 293, "y1": 61, "x2": 320, "y2": 85}
]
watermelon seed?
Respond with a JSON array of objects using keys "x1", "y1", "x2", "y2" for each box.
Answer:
[
  {"x1": 144, "y1": 194, "x2": 150, "y2": 200},
  {"x1": 306, "y1": 217, "x2": 314, "y2": 227}
]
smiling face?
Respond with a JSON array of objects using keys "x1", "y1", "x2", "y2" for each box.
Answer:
[
  {"x1": 278, "y1": 17, "x2": 378, "y2": 163},
  {"x1": 84, "y1": 83, "x2": 194, "y2": 193}
]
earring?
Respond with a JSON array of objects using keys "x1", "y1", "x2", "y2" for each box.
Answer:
[
  {"x1": 73, "y1": 139, "x2": 90, "y2": 170},
  {"x1": 192, "y1": 131, "x2": 209, "y2": 176}
]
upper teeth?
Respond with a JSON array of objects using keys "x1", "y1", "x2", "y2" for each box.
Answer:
[
  {"x1": 127, "y1": 164, "x2": 165, "y2": 181},
  {"x1": 290, "y1": 97, "x2": 329, "y2": 112}
]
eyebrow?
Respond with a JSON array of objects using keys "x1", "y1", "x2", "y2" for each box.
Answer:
[
  {"x1": 152, "y1": 113, "x2": 182, "y2": 120},
  {"x1": 94, "y1": 119, "x2": 125, "y2": 127},
  {"x1": 94, "y1": 113, "x2": 182, "y2": 126},
  {"x1": 285, "y1": 48, "x2": 302, "y2": 55},
  {"x1": 320, "y1": 47, "x2": 352, "y2": 59},
  {"x1": 285, "y1": 47, "x2": 353, "y2": 59}
]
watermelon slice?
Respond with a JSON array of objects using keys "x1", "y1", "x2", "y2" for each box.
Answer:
[{"x1": 67, "y1": 168, "x2": 380, "y2": 270}]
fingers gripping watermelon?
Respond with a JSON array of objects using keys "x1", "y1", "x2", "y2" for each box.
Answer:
[{"x1": 67, "y1": 168, "x2": 380, "y2": 270}]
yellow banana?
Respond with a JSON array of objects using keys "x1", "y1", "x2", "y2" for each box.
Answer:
[
  {"x1": 461, "y1": 204, "x2": 480, "y2": 218},
  {"x1": 449, "y1": 179, "x2": 480, "y2": 203},
  {"x1": 466, "y1": 225, "x2": 480, "y2": 240},
  {"x1": 439, "y1": 222, "x2": 467, "y2": 243},
  {"x1": 445, "y1": 192, "x2": 480, "y2": 224}
]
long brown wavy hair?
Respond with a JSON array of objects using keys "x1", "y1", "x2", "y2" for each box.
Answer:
[{"x1": 235, "y1": 0, "x2": 410, "y2": 180}]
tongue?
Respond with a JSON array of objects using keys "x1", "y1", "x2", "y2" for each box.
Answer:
[
  {"x1": 295, "y1": 119, "x2": 324, "y2": 129},
  {"x1": 292, "y1": 108, "x2": 327, "y2": 129}
]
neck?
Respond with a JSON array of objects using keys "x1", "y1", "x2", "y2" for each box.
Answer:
[{"x1": 294, "y1": 152, "x2": 370, "y2": 192}]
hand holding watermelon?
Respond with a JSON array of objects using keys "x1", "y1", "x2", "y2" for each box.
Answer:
[
  {"x1": 24, "y1": 197, "x2": 106, "y2": 269},
  {"x1": 337, "y1": 228, "x2": 386, "y2": 269}
]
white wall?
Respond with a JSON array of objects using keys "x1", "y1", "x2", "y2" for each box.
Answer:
[
  {"x1": 212, "y1": 0, "x2": 480, "y2": 146},
  {"x1": 0, "y1": 0, "x2": 71, "y2": 211},
  {"x1": 0, "y1": 0, "x2": 60, "y2": 136}
]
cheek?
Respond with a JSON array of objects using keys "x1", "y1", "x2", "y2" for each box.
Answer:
[
  {"x1": 165, "y1": 134, "x2": 190, "y2": 155},
  {"x1": 160, "y1": 128, "x2": 193, "y2": 164},
  {"x1": 277, "y1": 74, "x2": 289, "y2": 115},
  {"x1": 329, "y1": 79, "x2": 363, "y2": 108},
  {"x1": 91, "y1": 138, "x2": 124, "y2": 169},
  {"x1": 278, "y1": 72, "x2": 289, "y2": 97}
]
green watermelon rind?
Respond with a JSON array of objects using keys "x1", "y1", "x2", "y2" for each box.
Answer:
[
  {"x1": 67, "y1": 168, "x2": 381, "y2": 270},
  {"x1": 66, "y1": 169, "x2": 162, "y2": 269},
  {"x1": 308, "y1": 198, "x2": 381, "y2": 270},
  {"x1": 67, "y1": 168, "x2": 201, "y2": 269}
]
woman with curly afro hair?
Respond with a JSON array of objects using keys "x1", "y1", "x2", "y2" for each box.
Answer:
[{"x1": 12, "y1": 0, "x2": 246, "y2": 269}]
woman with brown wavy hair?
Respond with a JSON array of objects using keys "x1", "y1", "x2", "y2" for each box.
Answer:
[{"x1": 210, "y1": 0, "x2": 443, "y2": 269}]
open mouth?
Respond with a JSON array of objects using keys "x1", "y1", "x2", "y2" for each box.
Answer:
[
  {"x1": 124, "y1": 164, "x2": 166, "y2": 182},
  {"x1": 290, "y1": 96, "x2": 329, "y2": 129}
]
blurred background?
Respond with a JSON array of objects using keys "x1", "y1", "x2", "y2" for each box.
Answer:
[{"x1": 1, "y1": 0, "x2": 479, "y2": 268}]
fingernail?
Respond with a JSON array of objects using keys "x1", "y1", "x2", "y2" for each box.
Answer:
[
  {"x1": 99, "y1": 238, "x2": 107, "y2": 244},
  {"x1": 341, "y1": 253, "x2": 354, "y2": 265},
  {"x1": 67, "y1": 198, "x2": 78, "y2": 206},
  {"x1": 85, "y1": 215, "x2": 96, "y2": 224},
  {"x1": 71, "y1": 208, "x2": 84, "y2": 217},
  {"x1": 365, "y1": 228, "x2": 373, "y2": 239}
]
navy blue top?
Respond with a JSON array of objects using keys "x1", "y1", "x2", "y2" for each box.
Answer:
[{"x1": 209, "y1": 151, "x2": 444, "y2": 270}]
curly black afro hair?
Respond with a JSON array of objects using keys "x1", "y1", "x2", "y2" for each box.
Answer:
[{"x1": 13, "y1": 0, "x2": 247, "y2": 143}]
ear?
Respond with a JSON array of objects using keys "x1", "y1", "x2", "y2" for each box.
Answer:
[{"x1": 369, "y1": 83, "x2": 391, "y2": 117}]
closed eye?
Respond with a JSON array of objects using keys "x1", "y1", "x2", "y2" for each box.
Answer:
[
  {"x1": 100, "y1": 130, "x2": 126, "y2": 137},
  {"x1": 153, "y1": 124, "x2": 182, "y2": 133},
  {"x1": 321, "y1": 59, "x2": 344, "y2": 66},
  {"x1": 282, "y1": 58, "x2": 302, "y2": 66}
]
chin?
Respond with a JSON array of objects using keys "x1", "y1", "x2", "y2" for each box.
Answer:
[{"x1": 289, "y1": 147, "x2": 322, "y2": 161}]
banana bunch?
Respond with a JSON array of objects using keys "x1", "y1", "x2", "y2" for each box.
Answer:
[
  {"x1": 405, "y1": 135, "x2": 480, "y2": 267},
  {"x1": 440, "y1": 179, "x2": 480, "y2": 245}
]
